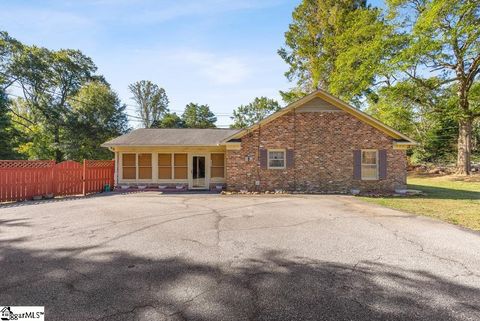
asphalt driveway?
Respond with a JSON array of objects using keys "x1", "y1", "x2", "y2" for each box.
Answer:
[{"x1": 0, "y1": 192, "x2": 479, "y2": 321}]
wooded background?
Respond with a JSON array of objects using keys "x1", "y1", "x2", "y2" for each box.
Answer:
[{"x1": 0, "y1": 0, "x2": 478, "y2": 174}]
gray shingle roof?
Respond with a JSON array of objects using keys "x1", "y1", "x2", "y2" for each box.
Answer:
[{"x1": 102, "y1": 128, "x2": 240, "y2": 147}]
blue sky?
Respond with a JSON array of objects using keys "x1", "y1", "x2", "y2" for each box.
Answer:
[{"x1": 0, "y1": 0, "x2": 385, "y2": 127}]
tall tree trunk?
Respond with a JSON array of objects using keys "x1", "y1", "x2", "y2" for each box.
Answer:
[
  {"x1": 457, "y1": 118, "x2": 472, "y2": 175},
  {"x1": 456, "y1": 80, "x2": 472, "y2": 175},
  {"x1": 54, "y1": 126, "x2": 63, "y2": 162}
]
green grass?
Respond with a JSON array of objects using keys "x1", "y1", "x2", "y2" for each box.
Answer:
[{"x1": 361, "y1": 174, "x2": 480, "y2": 231}]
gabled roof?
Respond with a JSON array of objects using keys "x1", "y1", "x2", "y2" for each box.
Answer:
[
  {"x1": 102, "y1": 128, "x2": 240, "y2": 147},
  {"x1": 221, "y1": 89, "x2": 417, "y2": 145}
]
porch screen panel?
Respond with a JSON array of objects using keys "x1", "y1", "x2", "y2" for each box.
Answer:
[
  {"x1": 122, "y1": 153, "x2": 136, "y2": 179},
  {"x1": 174, "y1": 154, "x2": 188, "y2": 179},
  {"x1": 158, "y1": 153, "x2": 172, "y2": 179},
  {"x1": 138, "y1": 153, "x2": 152, "y2": 179},
  {"x1": 211, "y1": 153, "x2": 225, "y2": 178}
]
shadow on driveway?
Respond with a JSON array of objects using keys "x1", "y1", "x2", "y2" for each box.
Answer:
[{"x1": 0, "y1": 237, "x2": 478, "y2": 321}]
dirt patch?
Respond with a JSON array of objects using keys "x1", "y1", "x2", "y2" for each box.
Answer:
[{"x1": 408, "y1": 172, "x2": 480, "y2": 182}]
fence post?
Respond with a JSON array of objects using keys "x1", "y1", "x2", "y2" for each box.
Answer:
[
  {"x1": 82, "y1": 160, "x2": 86, "y2": 196},
  {"x1": 51, "y1": 161, "x2": 56, "y2": 197}
]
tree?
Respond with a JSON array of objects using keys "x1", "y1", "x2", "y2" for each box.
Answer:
[
  {"x1": 366, "y1": 81, "x2": 459, "y2": 164},
  {"x1": 386, "y1": 0, "x2": 480, "y2": 174},
  {"x1": 129, "y1": 80, "x2": 169, "y2": 128},
  {"x1": 0, "y1": 31, "x2": 22, "y2": 89},
  {"x1": 9, "y1": 45, "x2": 96, "y2": 161},
  {"x1": 64, "y1": 81, "x2": 129, "y2": 160},
  {"x1": 0, "y1": 33, "x2": 23, "y2": 159},
  {"x1": 182, "y1": 103, "x2": 217, "y2": 128},
  {"x1": 0, "y1": 89, "x2": 22, "y2": 159},
  {"x1": 1, "y1": 31, "x2": 131, "y2": 161},
  {"x1": 278, "y1": 0, "x2": 398, "y2": 105},
  {"x1": 152, "y1": 112, "x2": 185, "y2": 128},
  {"x1": 230, "y1": 97, "x2": 282, "y2": 129},
  {"x1": 8, "y1": 98, "x2": 55, "y2": 160}
]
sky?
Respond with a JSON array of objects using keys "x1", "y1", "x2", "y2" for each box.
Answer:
[{"x1": 0, "y1": 0, "x2": 386, "y2": 127}]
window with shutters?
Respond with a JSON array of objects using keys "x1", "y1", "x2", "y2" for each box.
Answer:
[
  {"x1": 122, "y1": 153, "x2": 136, "y2": 179},
  {"x1": 174, "y1": 153, "x2": 188, "y2": 179},
  {"x1": 268, "y1": 149, "x2": 286, "y2": 169},
  {"x1": 158, "y1": 153, "x2": 172, "y2": 179},
  {"x1": 138, "y1": 153, "x2": 152, "y2": 179},
  {"x1": 361, "y1": 150, "x2": 378, "y2": 180},
  {"x1": 211, "y1": 153, "x2": 225, "y2": 178}
]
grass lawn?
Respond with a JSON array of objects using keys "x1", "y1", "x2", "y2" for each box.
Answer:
[{"x1": 361, "y1": 173, "x2": 480, "y2": 231}]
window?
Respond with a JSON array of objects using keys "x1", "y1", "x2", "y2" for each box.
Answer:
[
  {"x1": 138, "y1": 153, "x2": 152, "y2": 179},
  {"x1": 122, "y1": 153, "x2": 136, "y2": 179},
  {"x1": 361, "y1": 150, "x2": 378, "y2": 180},
  {"x1": 268, "y1": 149, "x2": 285, "y2": 169},
  {"x1": 158, "y1": 153, "x2": 172, "y2": 179},
  {"x1": 211, "y1": 153, "x2": 225, "y2": 178},
  {"x1": 174, "y1": 153, "x2": 188, "y2": 179}
]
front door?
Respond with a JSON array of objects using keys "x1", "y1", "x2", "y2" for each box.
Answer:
[{"x1": 192, "y1": 156, "x2": 207, "y2": 188}]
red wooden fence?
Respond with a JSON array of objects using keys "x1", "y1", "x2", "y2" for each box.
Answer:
[
  {"x1": 54, "y1": 160, "x2": 84, "y2": 197},
  {"x1": 84, "y1": 160, "x2": 115, "y2": 195},
  {"x1": 0, "y1": 160, "x2": 114, "y2": 203}
]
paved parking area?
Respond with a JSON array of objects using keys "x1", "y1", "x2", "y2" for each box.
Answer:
[{"x1": 0, "y1": 192, "x2": 479, "y2": 321}]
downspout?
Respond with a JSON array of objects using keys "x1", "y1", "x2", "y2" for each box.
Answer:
[
  {"x1": 293, "y1": 109, "x2": 297, "y2": 191},
  {"x1": 108, "y1": 147, "x2": 118, "y2": 188},
  {"x1": 257, "y1": 124, "x2": 261, "y2": 192}
]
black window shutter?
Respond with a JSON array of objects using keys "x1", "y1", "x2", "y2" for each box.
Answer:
[
  {"x1": 353, "y1": 150, "x2": 361, "y2": 180},
  {"x1": 378, "y1": 149, "x2": 387, "y2": 179},
  {"x1": 286, "y1": 149, "x2": 294, "y2": 168},
  {"x1": 259, "y1": 149, "x2": 267, "y2": 169}
]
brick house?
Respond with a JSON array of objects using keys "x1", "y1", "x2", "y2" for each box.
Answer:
[{"x1": 102, "y1": 90, "x2": 416, "y2": 193}]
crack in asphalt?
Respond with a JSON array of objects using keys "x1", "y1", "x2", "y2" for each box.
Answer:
[
  {"x1": 94, "y1": 303, "x2": 159, "y2": 321},
  {"x1": 343, "y1": 200, "x2": 480, "y2": 279},
  {"x1": 180, "y1": 238, "x2": 210, "y2": 247},
  {"x1": 167, "y1": 287, "x2": 217, "y2": 319},
  {"x1": 220, "y1": 218, "x2": 324, "y2": 233},
  {"x1": 374, "y1": 220, "x2": 480, "y2": 278}
]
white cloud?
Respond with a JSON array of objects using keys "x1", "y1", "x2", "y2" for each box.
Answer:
[
  {"x1": 0, "y1": 7, "x2": 96, "y2": 49},
  {"x1": 0, "y1": 8, "x2": 93, "y2": 31},
  {"x1": 95, "y1": 46, "x2": 289, "y2": 126},
  {"x1": 176, "y1": 50, "x2": 251, "y2": 85},
  {"x1": 81, "y1": 0, "x2": 286, "y2": 24}
]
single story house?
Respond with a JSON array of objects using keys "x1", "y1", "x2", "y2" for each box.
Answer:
[{"x1": 102, "y1": 89, "x2": 416, "y2": 193}]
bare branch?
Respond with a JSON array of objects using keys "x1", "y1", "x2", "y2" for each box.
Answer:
[
  {"x1": 10, "y1": 118, "x2": 34, "y2": 132},
  {"x1": 7, "y1": 107, "x2": 36, "y2": 126},
  {"x1": 466, "y1": 54, "x2": 480, "y2": 86}
]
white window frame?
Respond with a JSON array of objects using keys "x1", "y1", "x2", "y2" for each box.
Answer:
[
  {"x1": 361, "y1": 149, "x2": 379, "y2": 180},
  {"x1": 267, "y1": 149, "x2": 286, "y2": 169}
]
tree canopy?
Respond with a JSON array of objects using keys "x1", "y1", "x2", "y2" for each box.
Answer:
[
  {"x1": 64, "y1": 81, "x2": 129, "y2": 160},
  {"x1": 129, "y1": 80, "x2": 169, "y2": 128},
  {"x1": 278, "y1": 0, "x2": 399, "y2": 106},
  {"x1": 382, "y1": 0, "x2": 480, "y2": 173},
  {"x1": 152, "y1": 112, "x2": 185, "y2": 128},
  {"x1": 0, "y1": 31, "x2": 129, "y2": 161},
  {"x1": 0, "y1": 88, "x2": 21, "y2": 159},
  {"x1": 231, "y1": 97, "x2": 282, "y2": 129},
  {"x1": 280, "y1": 0, "x2": 480, "y2": 172},
  {"x1": 181, "y1": 103, "x2": 217, "y2": 128}
]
